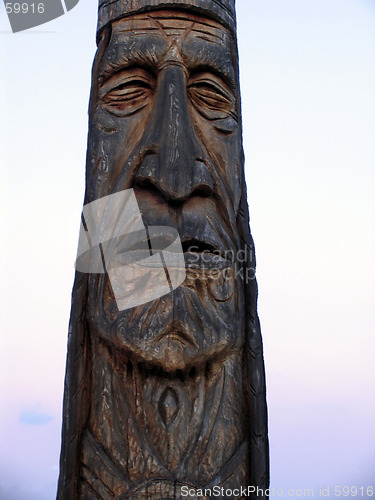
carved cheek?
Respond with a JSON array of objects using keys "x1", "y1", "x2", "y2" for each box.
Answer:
[
  {"x1": 189, "y1": 107, "x2": 241, "y2": 205},
  {"x1": 208, "y1": 268, "x2": 235, "y2": 302},
  {"x1": 217, "y1": 131, "x2": 243, "y2": 209},
  {"x1": 89, "y1": 106, "x2": 154, "y2": 185}
]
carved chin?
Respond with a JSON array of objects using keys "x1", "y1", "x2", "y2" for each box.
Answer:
[{"x1": 93, "y1": 267, "x2": 245, "y2": 372}]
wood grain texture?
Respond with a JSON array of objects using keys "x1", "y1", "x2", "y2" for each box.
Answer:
[
  {"x1": 97, "y1": 0, "x2": 236, "y2": 37},
  {"x1": 58, "y1": 6, "x2": 269, "y2": 499}
]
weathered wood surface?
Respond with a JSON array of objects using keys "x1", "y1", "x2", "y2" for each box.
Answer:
[{"x1": 58, "y1": 3, "x2": 268, "y2": 499}]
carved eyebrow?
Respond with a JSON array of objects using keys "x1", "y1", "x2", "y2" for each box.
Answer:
[
  {"x1": 98, "y1": 53, "x2": 157, "y2": 83},
  {"x1": 98, "y1": 42, "x2": 163, "y2": 83}
]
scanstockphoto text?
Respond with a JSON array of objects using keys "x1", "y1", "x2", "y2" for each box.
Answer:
[{"x1": 180, "y1": 485, "x2": 374, "y2": 498}]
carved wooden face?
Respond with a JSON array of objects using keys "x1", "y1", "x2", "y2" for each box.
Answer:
[{"x1": 86, "y1": 10, "x2": 246, "y2": 372}]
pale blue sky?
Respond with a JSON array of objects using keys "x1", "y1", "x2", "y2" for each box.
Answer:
[{"x1": 1, "y1": 1, "x2": 374, "y2": 498}]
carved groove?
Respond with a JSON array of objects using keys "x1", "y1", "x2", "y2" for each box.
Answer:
[{"x1": 158, "y1": 387, "x2": 179, "y2": 427}]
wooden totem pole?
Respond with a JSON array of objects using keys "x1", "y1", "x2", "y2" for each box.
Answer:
[{"x1": 58, "y1": 1, "x2": 269, "y2": 498}]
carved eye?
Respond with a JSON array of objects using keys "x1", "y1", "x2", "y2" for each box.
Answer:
[
  {"x1": 99, "y1": 68, "x2": 155, "y2": 117},
  {"x1": 188, "y1": 72, "x2": 236, "y2": 122}
]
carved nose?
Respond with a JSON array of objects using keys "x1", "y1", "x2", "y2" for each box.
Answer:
[
  {"x1": 135, "y1": 65, "x2": 214, "y2": 201},
  {"x1": 135, "y1": 155, "x2": 214, "y2": 201}
]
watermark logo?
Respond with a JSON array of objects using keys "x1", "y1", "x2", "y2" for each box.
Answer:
[
  {"x1": 75, "y1": 189, "x2": 186, "y2": 311},
  {"x1": 4, "y1": 0, "x2": 79, "y2": 33}
]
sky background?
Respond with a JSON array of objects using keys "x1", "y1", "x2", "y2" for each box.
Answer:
[{"x1": 1, "y1": 0, "x2": 374, "y2": 499}]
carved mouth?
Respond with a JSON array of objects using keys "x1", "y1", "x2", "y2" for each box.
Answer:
[
  {"x1": 116, "y1": 232, "x2": 174, "y2": 254},
  {"x1": 111, "y1": 234, "x2": 233, "y2": 270},
  {"x1": 181, "y1": 238, "x2": 218, "y2": 254},
  {"x1": 110, "y1": 230, "x2": 179, "y2": 268},
  {"x1": 120, "y1": 236, "x2": 222, "y2": 255},
  {"x1": 182, "y1": 238, "x2": 233, "y2": 269}
]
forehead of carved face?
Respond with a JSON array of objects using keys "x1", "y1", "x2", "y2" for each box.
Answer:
[{"x1": 88, "y1": 11, "x2": 243, "y2": 252}]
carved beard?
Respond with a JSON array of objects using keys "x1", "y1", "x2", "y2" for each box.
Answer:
[
  {"x1": 81, "y1": 191, "x2": 249, "y2": 495},
  {"x1": 81, "y1": 343, "x2": 249, "y2": 498}
]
